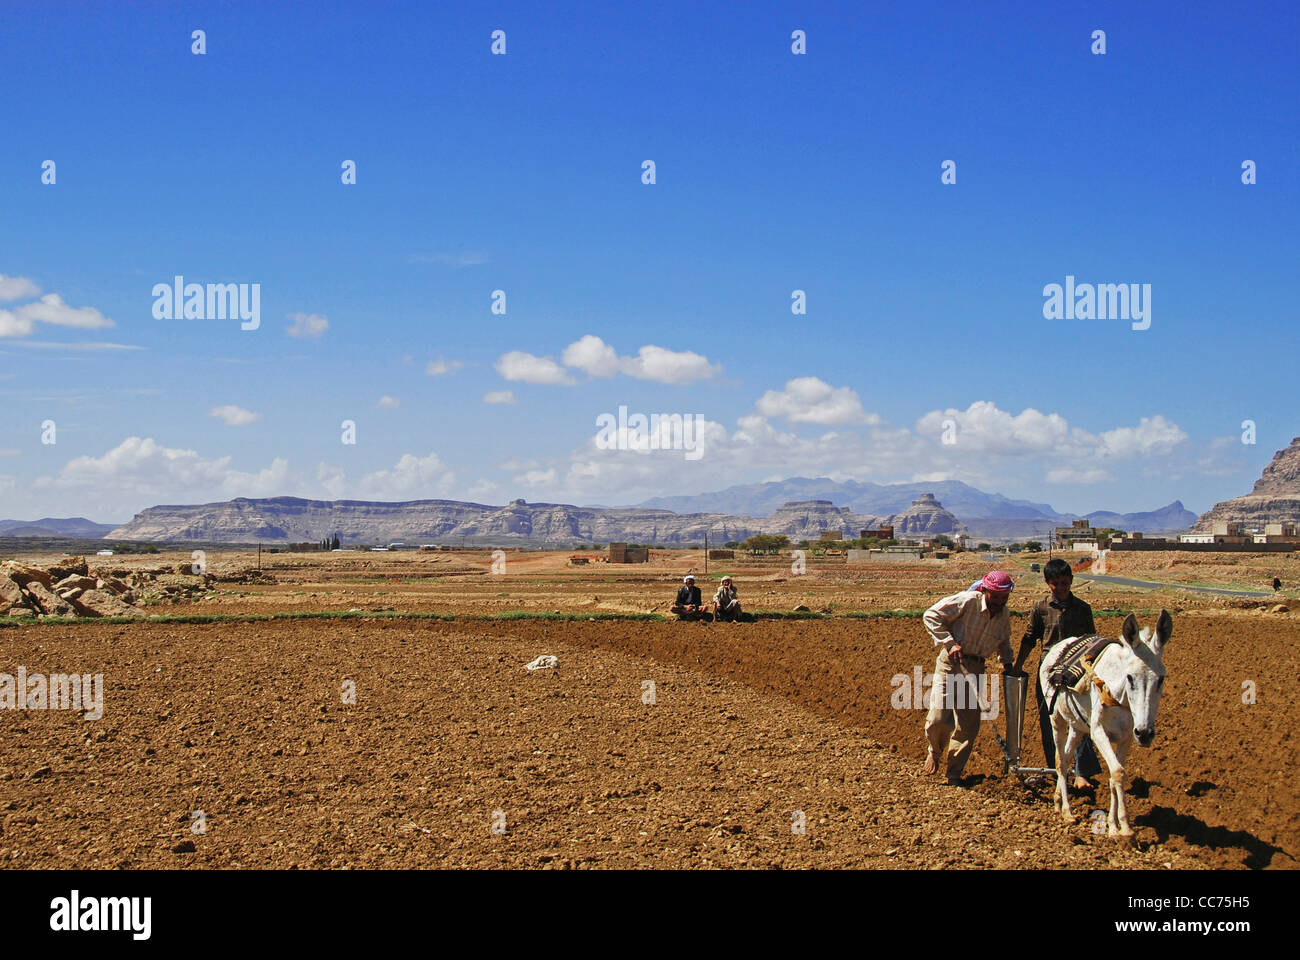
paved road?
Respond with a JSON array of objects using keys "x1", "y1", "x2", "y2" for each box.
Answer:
[
  {"x1": 1075, "y1": 572, "x2": 1274, "y2": 598},
  {"x1": 977, "y1": 555, "x2": 1276, "y2": 598}
]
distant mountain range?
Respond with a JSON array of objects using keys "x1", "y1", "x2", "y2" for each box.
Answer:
[
  {"x1": 638, "y1": 478, "x2": 1061, "y2": 520},
  {"x1": 636, "y1": 478, "x2": 1197, "y2": 535},
  {"x1": 0, "y1": 517, "x2": 119, "y2": 538},
  {"x1": 1, "y1": 480, "x2": 1200, "y2": 546}
]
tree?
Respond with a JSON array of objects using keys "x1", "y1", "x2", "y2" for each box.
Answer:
[
  {"x1": 935, "y1": 535, "x2": 955, "y2": 549},
  {"x1": 723, "y1": 541, "x2": 739, "y2": 549},
  {"x1": 1008, "y1": 542, "x2": 1023, "y2": 553},
  {"x1": 331, "y1": 534, "x2": 340, "y2": 550},
  {"x1": 1025, "y1": 540, "x2": 1043, "y2": 552},
  {"x1": 742, "y1": 534, "x2": 789, "y2": 555},
  {"x1": 976, "y1": 543, "x2": 992, "y2": 551}
]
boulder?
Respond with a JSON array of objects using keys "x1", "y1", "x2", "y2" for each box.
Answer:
[
  {"x1": 53, "y1": 575, "x2": 98, "y2": 593},
  {"x1": 47, "y1": 556, "x2": 89, "y2": 580},
  {"x1": 72, "y1": 589, "x2": 146, "y2": 619},
  {"x1": 20, "y1": 581, "x2": 74, "y2": 616},
  {"x1": 1, "y1": 576, "x2": 25, "y2": 607},
  {"x1": 1, "y1": 562, "x2": 53, "y2": 588},
  {"x1": 5, "y1": 606, "x2": 35, "y2": 618}
]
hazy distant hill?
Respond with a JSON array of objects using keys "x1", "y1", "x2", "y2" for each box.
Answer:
[
  {"x1": 638, "y1": 478, "x2": 1060, "y2": 520},
  {"x1": 0, "y1": 517, "x2": 119, "y2": 538},
  {"x1": 1085, "y1": 501, "x2": 1198, "y2": 532}
]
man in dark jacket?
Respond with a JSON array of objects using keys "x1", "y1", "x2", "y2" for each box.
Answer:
[
  {"x1": 1012, "y1": 557, "x2": 1101, "y2": 789},
  {"x1": 671, "y1": 575, "x2": 707, "y2": 620}
]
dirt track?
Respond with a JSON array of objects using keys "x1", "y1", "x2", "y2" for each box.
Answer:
[{"x1": 2, "y1": 612, "x2": 1293, "y2": 869}]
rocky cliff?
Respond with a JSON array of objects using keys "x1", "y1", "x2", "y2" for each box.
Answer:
[
  {"x1": 1193, "y1": 438, "x2": 1300, "y2": 531},
  {"x1": 890, "y1": 493, "x2": 965, "y2": 537},
  {"x1": 107, "y1": 496, "x2": 890, "y2": 545}
]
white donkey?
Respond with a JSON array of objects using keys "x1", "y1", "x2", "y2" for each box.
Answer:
[{"x1": 1039, "y1": 610, "x2": 1172, "y2": 838}]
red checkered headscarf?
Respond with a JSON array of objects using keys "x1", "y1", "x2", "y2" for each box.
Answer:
[{"x1": 978, "y1": 570, "x2": 1014, "y2": 594}]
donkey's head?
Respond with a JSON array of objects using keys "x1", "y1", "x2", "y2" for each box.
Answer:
[{"x1": 1117, "y1": 610, "x2": 1173, "y2": 747}]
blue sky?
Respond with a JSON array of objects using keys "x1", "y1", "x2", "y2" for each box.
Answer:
[{"x1": 1, "y1": 0, "x2": 1297, "y2": 523}]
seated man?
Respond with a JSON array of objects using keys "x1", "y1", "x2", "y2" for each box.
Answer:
[
  {"x1": 713, "y1": 576, "x2": 742, "y2": 622},
  {"x1": 670, "y1": 574, "x2": 707, "y2": 620}
]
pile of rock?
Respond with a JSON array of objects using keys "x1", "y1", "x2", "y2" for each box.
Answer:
[{"x1": 1, "y1": 556, "x2": 215, "y2": 620}]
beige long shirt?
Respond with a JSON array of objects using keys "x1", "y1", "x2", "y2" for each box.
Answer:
[{"x1": 923, "y1": 590, "x2": 1013, "y2": 661}]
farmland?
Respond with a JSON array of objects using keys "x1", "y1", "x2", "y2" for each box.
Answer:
[{"x1": 1, "y1": 548, "x2": 1296, "y2": 869}]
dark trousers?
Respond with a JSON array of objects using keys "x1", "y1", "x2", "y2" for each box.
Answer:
[{"x1": 1035, "y1": 669, "x2": 1102, "y2": 777}]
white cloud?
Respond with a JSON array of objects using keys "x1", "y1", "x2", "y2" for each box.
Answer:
[
  {"x1": 464, "y1": 479, "x2": 504, "y2": 502},
  {"x1": 377, "y1": 395, "x2": 400, "y2": 409},
  {"x1": 915, "y1": 401, "x2": 1083, "y2": 456},
  {"x1": 1, "y1": 293, "x2": 113, "y2": 337},
  {"x1": 286, "y1": 312, "x2": 329, "y2": 338},
  {"x1": 30, "y1": 438, "x2": 475, "y2": 518},
  {"x1": 0, "y1": 275, "x2": 40, "y2": 302},
  {"x1": 515, "y1": 468, "x2": 558, "y2": 487},
  {"x1": 0, "y1": 311, "x2": 34, "y2": 337},
  {"x1": 494, "y1": 351, "x2": 576, "y2": 385},
  {"x1": 317, "y1": 452, "x2": 457, "y2": 501},
  {"x1": 1098, "y1": 416, "x2": 1187, "y2": 458},
  {"x1": 425, "y1": 358, "x2": 464, "y2": 376},
  {"x1": 915, "y1": 402, "x2": 1188, "y2": 465},
  {"x1": 562, "y1": 335, "x2": 622, "y2": 378},
  {"x1": 209, "y1": 405, "x2": 262, "y2": 427},
  {"x1": 756, "y1": 377, "x2": 879, "y2": 425},
  {"x1": 621, "y1": 344, "x2": 719, "y2": 384},
  {"x1": 560, "y1": 335, "x2": 720, "y2": 384},
  {"x1": 483, "y1": 390, "x2": 516, "y2": 404},
  {"x1": 541, "y1": 414, "x2": 916, "y2": 505},
  {"x1": 52, "y1": 437, "x2": 291, "y2": 501},
  {"x1": 316, "y1": 462, "x2": 347, "y2": 499},
  {"x1": 502, "y1": 394, "x2": 1195, "y2": 507},
  {"x1": 353, "y1": 452, "x2": 456, "y2": 501}
]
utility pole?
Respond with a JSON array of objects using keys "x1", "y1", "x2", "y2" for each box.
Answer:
[{"x1": 704, "y1": 530, "x2": 708, "y2": 576}]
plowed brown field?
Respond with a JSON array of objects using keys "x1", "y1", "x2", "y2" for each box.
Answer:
[{"x1": 2, "y1": 583, "x2": 1295, "y2": 868}]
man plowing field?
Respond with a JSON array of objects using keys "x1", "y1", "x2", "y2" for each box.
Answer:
[{"x1": 922, "y1": 570, "x2": 1015, "y2": 785}]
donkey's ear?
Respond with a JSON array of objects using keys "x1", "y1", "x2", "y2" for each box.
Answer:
[
  {"x1": 1155, "y1": 609, "x2": 1173, "y2": 645},
  {"x1": 1120, "y1": 612, "x2": 1139, "y2": 647}
]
